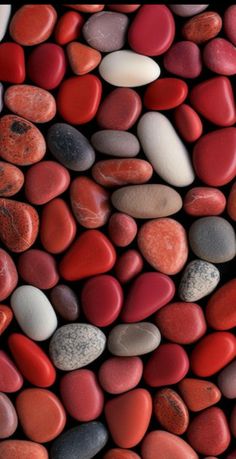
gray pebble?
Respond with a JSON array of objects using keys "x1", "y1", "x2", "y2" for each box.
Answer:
[
  {"x1": 47, "y1": 123, "x2": 95, "y2": 171},
  {"x1": 170, "y1": 5, "x2": 209, "y2": 16},
  {"x1": 179, "y1": 259, "x2": 220, "y2": 302},
  {"x1": 50, "y1": 284, "x2": 79, "y2": 321},
  {"x1": 49, "y1": 324, "x2": 106, "y2": 371},
  {"x1": 0, "y1": 83, "x2": 3, "y2": 113},
  {"x1": 51, "y1": 422, "x2": 108, "y2": 459},
  {"x1": 218, "y1": 360, "x2": 236, "y2": 399},
  {"x1": 108, "y1": 322, "x2": 161, "y2": 356},
  {"x1": 91, "y1": 130, "x2": 140, "y2": 157},
  {"x1": 189, "y1": 217, "x2": 236, "y2": 263},
  {"x1": 83, "y1": 11, "x2": 129, "y2": 52}
]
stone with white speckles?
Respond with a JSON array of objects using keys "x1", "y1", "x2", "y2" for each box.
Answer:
[
  {"x1": 0, "y1": 5, "x2": 11, "y2": 42},
  {"x1": 83, "y1": 11, "x2": 129, "y2": 52},
  {"x1": 170, "y1": 5, "x2": 209, "y2": 17},
  {"x1": 108, "y1": 322, "x2": 161, "y2": 356},
  {"x1": 179, "y1": 260, "x2": 220, "y2": 302}
]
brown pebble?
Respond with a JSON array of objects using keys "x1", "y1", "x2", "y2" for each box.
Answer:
[{"x1": 50, "y1": 284, "x2": 79, "y2": 321}]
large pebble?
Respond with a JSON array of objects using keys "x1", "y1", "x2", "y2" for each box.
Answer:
[
  {"x1": 206, "y1": 278, "x2": 236, "y2": 330},
  {"x1": 99, "y1": 50, "x2": 160, "y2": 87},
  {"x1": 99, "y1": 356, "x2": 143, "y2": 394},
  {"x1": 0, "y1": 248, "x2": 18, "y2": 302},
  {"x1": 0, "y1": 350, "x2": 23, "y2": 393},
  {"x1": 11, "y1": 285, "x2": 57, "y2": 341},
  {"x1": 137, "y1": 112, "x2": 194, "y2": 187},
  {"x1": 179, "y1": 378, "x2": 221, "y2": 412},
  {"x1": 49, "y1": 323, "x2": 106, "y2": 371},
  {"x1": 0, "y1": 440, "x2": 48, "y2": 459},
  {"x1": 112, "y1": 184, "x2": 182, "y2": 218},
  {"x1": 96, "y1": 88, "x2": 142, "y2": 130},
  {"x1": 218, "y1": 360, "x2": 236, "y2": 398},
  {"x1": 83, "y1": 11, "x2": 129, "y2": 52},
  {"x1": 142, "y1": 430, "x2": 198, "y2": 459},
  {"x1": 153, "y1": 388, "x2": 189, "y2": 435},
  {"x1": 92, "y1": 159, "x2": 152, "y2": 187},
  {"x1": 50, "y1": 284, "x2": 79, "y2": 322},
  {"x1": 0, "y1": 5, "x2": 11, "y2": 42},
  {"x1": 170, "y1": 5, "x2": 209, "y2": 16},
  {"x1": 108, "y1": 322, "x2": 161, "y2": 356},
  {"x1": 189, "y1": 216, "x2": 236, "y2": 263},
  {"x1": 91, "y1": 130, "x2": 140, "y2": 157},
  {"x1": 0, "y1": 161, "x2": 24, "y2": 197},
  {"x1": 10, "y1": 5, "x2": 57, "y2": 46},
  {"x1": 184, "y1": 187, "x2": 226, "y2": 216},
  {"x1": 179, "y1": 260, "x2": 220, "y2": 301},
  {"x1": 0, "y1": 392, "x2": 18, "y2": 439},
  {"x1": 164, "y1": 41, "x2": 202, "y2": 78},
  {"x1": 47, "y1": 123, "x2": 95, "y2": 171},
  {"x1": 51, "y1": 422, "x2": 108, "y2": 459},
  {"x1": 203, "y1": 38, "x2": 236, "y2": 75}
]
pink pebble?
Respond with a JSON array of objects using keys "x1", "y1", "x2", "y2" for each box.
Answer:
[
  {"x1": 108, "y1": 213, "x2": 137, "y2": 247},
  {"x1": 224, "y1": 5, "x2": 236, "y2": 46},
  {"x1": 203, "y1": 38, "x2": 236, "y2": 75},
  {"x1": 115, "y1": 250, "x2": 143, "y2": 284},
  {"x1": 164, "y1": 41, "x2": 202, "y2": 78},
  {"x1": 99, "y1": 357, "x2": 143, "y2": 394},
  {"x1": 17, "y1": 249, "x2": 59, "y2": 290}
]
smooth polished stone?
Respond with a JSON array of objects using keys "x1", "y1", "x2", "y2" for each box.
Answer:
[
  {"x1": 0, "y1": 249, "x2": 18, "y2": 301},
  {"x1": 99, "y1": 50, "x2": 160, "y2": 87},
  {"x1": 70, "y1": 176, "x2": 111, "y2": 228},
  {"x1": 91, "y1": 130, "x2": 140, "y2": 157},
  {"x1": 99, "y1": 357, "x2": 143, "y2": 394},
  {"x1": 105, "y1": 389, "x2": 152, "y2": 448},
  {"x1": 27, "y1": 43, "x2": 66, "y2": 90},
  {"x1": 108, "y1": 213, "x2": 137, "y2": 247},
  {"x1": 108, "y1": 323, "x2": 161, "y2": 356},
  {"x1": 138, "y1": 218, "x2": 188, "y2": 275},
  {"x1": 218, "y1": 360, "x2": 236, "y2": 398},
  {"x1": 0, "y1": 42, "x2": 25, "y2": 83},
  {"x1": 60, "y1": 369, "x2": 104, "y2": 421},
  {"x1": 8, "y1": 333, "x2": 56, "y2": 387},
  {"x1": 137, "y1": 112, "x2": 195, "y2": 187},
  {"x1": 92, "y1": 159, "x2": 152, "y2": 187},
  {"x1": 206, "y1": 278, "x2": 236, "y2": 330},
  {"x1": 174, "y1": 104, "x2": 203, "y2": 142},
  {"x1": 16, "y1": 388, "x2": 66, "y2": 443},
  {"x1": 97, "y1": 88, "x2": 142, "y2": 130},
  {"x1": 228, "y1": 182, "x2": 236, "y2": 220},
  {"x1": 0, "y1": 161, "x2": 24, "y2": 197},
  {"x1": 170, "y1": 5, "x2": 209, "y2": 16},
  {"x1": 179, "y1": 378, "x2": 221, "y2": 412},
  {"x1": 184, "y1": 187, "x2": 226, "y2": 216},
  {"x1": 144, "y1": 78, "x2": 188, "y2": 110},
  {"x1": 179, "y1": 260, "x2": 220, "y2": 301},
  {"x1": 0, "y1": 5, "x2": 11, "y2": 42},
  {"x1": 50, "y1": 284, "x2": 79, "y2": 321},
  {"x1": 17, "y1": 250, "x2": 59, "y2": 290},
  {"x1": 203, "y1": 38, "x2": 236, "y2": 75},
  {"x1": 142, "y1": 430, "x2": 198, "y2": 459},
  {"x1": 190, "y1": 332, "x2": 236, "y2": 377},
  {"x1": 83, "y1": 11, "x2": 129, "y2": 52},
  {"x1": 0, "y1": 350, "x2": 23, "y2": 393},
  {"x1": 0, "y1": 392, "x2": 18, "y2": 439},
  {"x1": 189, "y1": 216, "x2": 236, "y2": 263},
  {"x1": 0, "y1": 114, "x2": 46, "y2": 165},
  {"x1": 128, "y1": 5, "x2": 175, "y2": 56},
  {"x1": 0, "y1": 305, "x2": 13, "y2": 335},
  {"x1": 144, "y1": 344, "x2": 189, "y2": 387},
  {"x1": 49, "y1": 323, "x2": 106, "y2": 371},
  {"x1": 121, "y1": 272, "x2": 175, "y2": 323},
  {"x1": 0, "y1": 198, "x2": 39, "y2": 252},
  {"x1": 153, "y1": 388, "x2": 189, "y2": 435},
  {"x1": 182, "y1": 12, "x2": 222, "y2": 43},
  {"x1": 55, "y1": 11, "x2": 84, "y2": 45},
  {"x1": 0, "y1": 440, "x2": 48, "y2": 459},
  {"x1": 104, "y1": 450, "x2": 141, "y2": 459},
  {"x1": 164, "y1": 41, "x2": 202, "y2": 78},
  {"x1": 10, "y1": 5, "x2": 57, "y2": 46},
  {"x1": 115, "y1": 250, "x2": 143, "y2": 284},
  {"x1": 48, "y1": 123, "x2": 95, "y2": 171},
  {"x1": 224, "y1": 5, "x2": 236, "y2": 45},
  {"x1": 60, "y1": 230, "x2": 116, "y2": 281},
  {"x1": 67, "y1": 41, "x2": 101, "y2": 75},
  {"x1": 155, "y1": 302, "x2": 207, "y2": 344}
]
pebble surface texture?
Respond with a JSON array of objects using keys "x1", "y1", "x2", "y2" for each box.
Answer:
[{"x1": 179, "y1": 259, "x2": 220, "y2": 301}]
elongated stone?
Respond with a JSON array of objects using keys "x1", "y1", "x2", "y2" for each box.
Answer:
[{"x1": 108, "y1": 323, "x2": 161, "y2": 356}]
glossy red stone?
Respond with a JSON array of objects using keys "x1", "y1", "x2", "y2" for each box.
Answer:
[
  {"x1": 97, "y1": 88, "x2": 142, "y2": 130},
  {"x1": 174, "y1": 104, "x2": 203, "y2": 142},
  {"x1": 144, "y1": 344, "x2": 189, "y2": 387},
  {"x1": 224, "y1": 5, "x2": 236, "y2": 46},
  {"x1": 27, "y1": 43, "x2": 66, "y2": 90},
  {"x1": 144, "y1": 78, "x2": 188, "y2": 110},
  {"x1": 0, "y1": 43, "x2": 25, "y2": 83},
  {"x1": 206, "y1": 278, "x2": 236, "y2": 330},
  {"x1": 55, "y1": 11, "x2": 84, "y2": 45},
  {"x1": 92, "y1": 159, "x2": 152, "y2": 188},
  {"x1": 17, "y1": 249, "x2": 59, "y2": 290},
  {"x1": 115, "y1": 250, "x2": 144, "y2": 284},
  {"x1": 0, "y1": 305, "x2": 13, "y2": 335},
  {"x1": 184, "y1": 187, "x2": 226, "y2": 216},
  {"x1": 67, "y1": 42, "x2": 101, "y2": 76},
  {"x1": 0, "y1": 350, "x2": 23, "y2": 393},
  {"x1": 179, "y1": 378, "x2": 221, "y2": 412},
  {"x1": 64, "y1": 5, "x2": 104, "y2": 13},
  {"x1": 99, "y1": 357, "x2": 143, "y2": 395},
  {"x1": 108, "y1": 213, "x2": 137, "y2": 247},
  {"x1": 0, "y1": 249, "x2": 18, "y2": 302},
  {"x1": 10, "y1": 5, "x2": 57, "y2": 46}
]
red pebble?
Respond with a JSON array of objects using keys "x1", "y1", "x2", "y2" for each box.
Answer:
[
  {"x1": 184, "y1": 187, "x2": 226, "y2": 216},
  {"x1": 92, "y1": 159, "x2": 152, "y2": 188},
  {"x1": 8, "y1": 333, "x2": 56, "y2": 387},
  {"x1": 179, "y1": 378, "x2": 221, "y2": 412},
  {"x1": 174, "y1": 104, "x2": 203, "y2": 142},
  {"x1": 203, "y1": 38, "x2": 236, "y2": 75},
  {"x1": 144, "y1": 344, "x2": 189, "y2": 387},
  {"x1": 27, "y1": 43, "x2": 66, "y2": 90},
  {"x1": 64, "y1": 5, "x2": 104, "y2": 13},
  {"x1": 97, "y1": 88, "x2": 142, "y2": 131},
  {"x1": 81, "y1": 275, "x2": 123, "y2": 327},
  {"x1": 115, "y1": 250, "x2": 143, "y2": 284},
  {"x1": 190, "y1": 76, "x2": 236, "y2": 126},
  {"x1": 206, "y1": 278, "x2": 236, "y2": 330},
  {"x1": 108, "y1": 213, "x2": 137, "y2": 247},
  {"x1": 57, "y1": 75, "x2": 102, "y2": 124},
  {"x1": 224, "y1": 5, "x2": 236, "y2": 46},
  {"x1": 144, "y1": 78, "x2": 188, "y2": 110},
  {"x1": 128, "y1": 5, "x2": 175, "y2": 56},
  {"x1": 153, "y1": 388, "x2": 189, "y2": 435},
  {"x1": 0, "y1": 249, "x2": 18, "y2": 302},
  {"x1": 55, "y1": 11, "x2": 84, "y2": 45},
  {"x1": 60, "y1": 369, "x2": 104, "y2": 421},
  {"x1": 191, "y1": 332, "x2": 236, "y2": 377},
  {"x1": 164, "y1": 41, "x2": 202, "y2": 78},
  {"x1": 0, "y1": 350, "x2": 23, "y2": 392},
  {"x1": 17, "y1": 249, "x2": 59, "y2": 290},
  {"x1": 99, "y1": 357, "x2": 143, "y2": 394},
  {"x1": 0, "y1": 43, "x2": 25, "y2": 83},
  {"x1": 193, "y1": 127, "x2": 236, "y2": 186},
  {"x1": 108, "y1": 5, "x2": 140, "y2": 13},
  {"x1": 228, "y1": 182, "x2": 236, "y2": 220},
  {"x1": 0, "y1": 305, "x2": 13, "y2": 335}
]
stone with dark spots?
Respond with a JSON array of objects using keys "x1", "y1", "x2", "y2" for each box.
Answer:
[
  {"x1": 0, "y1": 162, "x2": 24, "y2": 197},
  {"x1": 179, "y1": 259, "x2": 220, "y2": 301},
  {"x1": 153, "y1": 388, "x2": 189, "y2": 435},
  {"x1": 10, "y1": 120, "x2": 31, "y2": 134},
  {"x1": 50, "y1": 284, "x2": 79, "y2": 321}
]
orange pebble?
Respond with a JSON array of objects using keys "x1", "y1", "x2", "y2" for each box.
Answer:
[{"x1": 67, "y1": 42, "x2": 101, "y2": 75}]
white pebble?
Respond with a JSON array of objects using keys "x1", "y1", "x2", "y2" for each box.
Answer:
[{"x1": 0, "y1": 5, "x2": 11, "y2": 42}]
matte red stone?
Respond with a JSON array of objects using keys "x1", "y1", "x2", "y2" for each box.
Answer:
[
  {"x1": 191, "y1": 332, "x2": 236, "y2": 377},
  {"x1": 228, "y1": 181, "x2": 236, "y2": 220},
  {"x1": 81, "y1": 275, "x2": 123, "y2": 327},
  {"x1": 0, "y1": 305, "x2": 13, "y2": 335},
  {"x1": 174, "y1": 104, "x2": 203, "y2": 142},
  {"x1": 141, "y1": 431, "x2": 198, "y2": 459},
  {"x1": 104, "y1": 449, "x2": 141, "y2": 459},
  {"x1": 206, "y1": 279, "x2": 236, "y2": 330},
  {"x1": 193, "y1": 127, "x2": 236, "y2": 186},
  {"x1": 164, "y1": 41, "x2": 202, "y2": 78},
  {"x1": 27, "y1": 43, "x2": 66, "y2": 90},
  {"x1": 0, "y1": 350, "x2": 23, "y2": 393},
  {"x1": 108, "y1": 5, "x2": 140, "y2": 13},
  {"x1": 67, "y1": 42, "x2": 101, "y2": 76},
  {"x1": 190, "y1": 76, "x2": 236, "y2": 126},
  {"x1": 97, "y1": 88, "x2": 142, "y2": 130},
  {"x1": 60, "y1": 230, "x2": 116, "y2": 281},
  {"x1": 108, "y1": 213, "x2": 137, "y2": 247},
  {"x1": 153, "y1": 388, "x2": 189, "y2": 435},
  {"x1": 57, "y1": 75, "x2": 102, "y2": 124},
  {"x1": 224, "y1": 5, "x2": 236, "y2": 46},
  {"x1": 10, "y1": 5, "x2": 57, "y2": 46},
  {"x1": 155, "y1": 302, "x2": 207, "y2": 344},
  {"x1": 144, "y1": 344, "x2": 189, "y2": 387},
  {"x1": 17, "y1": 249, "x2": 59, "y2": 290},
  {"x1": 115, "y1": 250, "x2": 144, "y2": 284},
  {"x1": 203, "y1": 38, "x2": 236, "y2": 75},
  {"x1": 55, "y1": 11, "x2": 84, "y2": 45},
  {"x1": 187, "y1": 407, "x2": 231, "y2": 456},
  {"x1": 0, "y1": 249, "x2": 18, "y2": 302},
  {"x1": 99, "y1": 357, "x2": 143, "y2": 394},
  {"x1": 40, "y1": 198, "x2": 76, "y2": 254},
  {"x1": 184, "y1": 187, "x2": 226, "y2": 216},
  {"x1": 128, "y1": 5, "x2": 175, "y2": 56},
  {"x1": 179, "y1": 378, "x2": 221, "y2": 412},
  {"x1": 144, "y1": 78, "x2": 188, "y2": 110},
  {"x1": 0, "y1": 441, "x2": 48, "y2": 458},
  {"x1": 60, "y1": 369, "x2": 104, "y2": 421},
  {"x1": 8, "y1": 333, "x2": 56, "y2": 387},
  {"x1": 121, "y1": 272, "x2": 175, "y2": 323},
  {"x1": 0, "y1": 43, "x2": 25, "y2": 83}
]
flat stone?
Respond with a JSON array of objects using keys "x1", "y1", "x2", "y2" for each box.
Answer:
[
  {"x1": 228, "y1": 182, "x2": 236, "y2": 220},
  {"x1": 218, "y1": 360, "x2": 236, "y2": 398},
  {"x1": 108, "y1": 213, "x2": 137, "y2": 247},
  {"x1": 224, "y1": 5, "x2": 236, "y2": 46},
  {"x1": 115, "y1": 249, "x2": 143, "y2": 284},
  {"x1": 189, "y1": 216, "x2": 236, "y2": 263},
  {"x1": 142, "y1": 431, "x2": 198, "y2": 459},
  {"x1": 10, "y1": 5, "x2": 57, "y2": 46},
  {"x1": 17, "y1": 249, "x2": 59, "y2": 290},
  {"x1": 170, "y1": 5, "x2": 209, "y2": 16},
  {"x1": 0, "y1": 42, "x2": 25, "y2": 84},
  {"x1": 49, "y1": 323, "x2": 106, "y2": 371},
  {"x1": 92, "y1": 159, "x2": 152, "y2": 187},
  {"x1": 0, "y1": 440, "x2": 48, "y2": 459},
  {"x1": 203, "y1": 38, "x2": 236, "y2": 75},
  {"x1": 0, "y1": 350, "x2": 23, "y2": 393},
  {"x1": 0, "y1": 161, "x2": 24, "y2": 197},
  {"x1": 179, "y1": 378, "x2": 221, "y2": 412},
  {"x1": 164, "y1": 41, "x2": 202, "y2": 78},
  {"x1": 174, "y1": 104, "x2": 203, "y2": 143},
  {"x1": 0, "y1": 248, "x2": 18, "y2": 302},
  {"x1": 153, "y1": 388, "x2": 189, "y2": 435},
  {"x1": 179, "y1": 260, "x2": 220, "y2": 301},
  {"x1": 108, "y1": 322, "x2": 161, "y2": 356},
  {"x1": 0, "y1": 393, "x2": 18, "y2": 439},
  {"x1": 27, "y1": 43, "x2": 66, "y2": 90},
  {"x1": 0, "y1": 306, "x2": 13, "y2": 335},
  {"x1": 0, "y1": 5, "x2": 11, "y2": 42},
  {"x1": 96, "y1": 88, "x2": 142, "y2": 130},
  {"x1": 67, "y1": 42, "x2": 101, "y2": 75},
  {"x1": 47, "y1": 123, "x2": 95, "y2": 171},
  {"x1": 50, "y1": 284, "x2": 79, "y2": 321},
  {"x1": 184, "y1": 187, "x2": 226, "y2": 216},
  {"x1": 91, "y1": 130, "x2": 140, "y2": 157},
  {"x1": 182, "y1": 12, "x2": 222, "y2": 44},
  {"x1": 99, "y1": 356, "x2": 143, "y2": 394},
  {"x1": 83, "y1": 11, "x2": 129, "y2": 52},
  {"x1": 206, "y1": 278, "x2": 236, "y2": 330}
]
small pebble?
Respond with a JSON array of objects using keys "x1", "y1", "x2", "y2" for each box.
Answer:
[
  {"x1": 144, "y1": 78, "x2": 188, "y2": 110},
  {"x1": 0, "y1": 248, "x2": 18, "y2": 302},
  {"x1": 108, "y1": 322, "x2": 161, "y2": 356},
  {"x1": 17, "y1": 249, "x2": 59, "y2": 290},
  {"x1": 0, "y1": 83, "x2": 3, "y2": 112},
  {"x1": 203, "y1": 38, "x2": 236, "y2": 75},
  {"x1": 0, "y1": 161, "x2": 24, "y2": 197},
  {"x1": 0, "y1": 306, "x2": 13, "y2": 335},
  {"x1": 92, "y1": 159, "x2": 153, "y2": 187},
  {"x1": 153, "y1": 388, "x2": 189, "y2": 435},
  {"x1": 179, "y1": 378, "x2": 221, "y2": 412},
  {"x1": 174, "y1": 104, "x2": 203, "y2": 143},
  {"x1": 104, "y1": 449, "x2": 141, "y2": 459},
  {"x1": 164, "y1": 41, "x2": 202, "y2": 79},
  {"x1": 0, "y1": 350, "x2": 23, "y2": 393},
  {"x1": 96, "y1": 88, "x2": 142, "y2": 130},
  {"x1": 179, "y1": 260, "x2": 220, "y2": 302},
  {"x1": 50, "y1": 284, "x2": 79, "y2": 322},
  {"x1": 27, "y1": 43, "x2": 66, "y2": 90},
  {"x1": 108, "y1": 213, "x2": 137, "y2": 247},
  {"x1": 227, "y1": 181, "x2": 236, "y2": 220},
  {"x1": 0, "y1": 392, "x2": 18, "y2": 439},
  {"x1": 115, "y1": 250, "x2": 143, "y2": 284},
  {"x1": 218, "y1": 360, "x2": 236, "y2": 399},
  {"x1": 55, "y1": 11, "x2": 84, "y2": 45},
  {"x1": 0, "y1": 42, "x2": 25, "y2": 84},
  {"x1": 206, "y1": 278, "x2": 236, "y2": 330},
  {"x1": 91, "y1": 130, "x2": 140, "y2": 157},
  {"x1": 67, "y1": 41, "x2": 101, "y2": 75},
  {"x1": 99, "y1": 356, "x2": 143, "y2": 394},
  {"x1": 10, "y1": 5, "x2": 57, "y2": 46},
  {"x1": 83, "y1": 11, "x2": 129, "y2": 52},
  {"x1": 170, "y1": 5, "x2": 209, "y2": 16},
  {"x1": 184, "y1": 187, "x2": 226, "y2": 216},
  {"x1": 182, "y1": 12, "x2": 222, "y2": 44}
]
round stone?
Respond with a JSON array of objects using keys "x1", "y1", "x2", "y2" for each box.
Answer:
[
  {"x1": 0, "y1": 249, "x2": 18, "y2": 302},
  {"x1": 164, "y1": 41, "x2": 202, "y2": 78},
  {"x1": 0, "y1": 306, "x2": 13, "y2": 335},
  {"x1": 27, "y1": 43, "x2": 66, "y2": 90},
  {"x1": 99, "y1": 357, "x2": 143, "y2": 394},
  {"x1": 0, "y1": 161, "x2": 24, "y2": 197},
  {"x1": 92, "y1": 159, "x2": 153, "y2": 188},
  {"x1": 228, "y1": 182, "x2": 236, "y2": 220},
  {"x1": 108, "y1": 323, "x2": 161, "y2": 356},
  {"x1": 50, "y1": 284, "x2": 79, "y2": 322},
  {"x1": 184, "y1": 187, "x2": 226, "y2": 216},
  {"x1": 108, "y1": 213, "x2": 137, "y2": 247},
  {"x1": 179, "y1": 260, "x2": 220, "y2": 302},
  {"x1": 142, "y1": 430, "x2": 198, "y2": 459},
  {"x1": 170, "y1": 5, "x2": 209, "y2": 16},
  {"x1": 179, "y1": 378, "x2": 221, "y2": 412},
  {"x1": 153, "y1": 388, "x2": 189, "y2": 435},
  {"x1": 10, "y1": 5, "x2": 57, "y2": 46},
  {"x1": 0, "y1": 392, "x2": 18, "y2": 439},
  {"x1": 174, "y1": 104, "x2": 203, "y2": 143},
  {"x1": 206, "y1": 278, "x2": 236, "y2": 330},
  {"x1": 203, "y1": 38, "x2": 236, "y2": 75},
  {"x1": 83, "y1": 11, "x2": 129, "y2": 52},
  {"x1": 182, "y1": 12, "x2": 222, "y2": 44},
  {"x1": 0, "y1": 350, "x2": 23, "y2": 393},
  {"x1": 144, "y1": 78, "x2": 188, "y2": 110},
  {"x1": 0, "y1": 441, "x2": 48, "y2": 459},
  {"x1": 224, "y1": 5, "x2": 236, "y2": 45},
  {"x1": 91, "y1": 130, "x2": 140, "y2": 157},
  {"x1": 0, "y1": 42, "x2": 25, "y2": 84},
  {"x1": 17, "y1": 250, "x2": 59, "y2": 290},
  {"x1": 115, "y1": 250, "x2": 143, "y2": 284},
  {"x1": 55, "y1": 11, "x2": 84, "y2": 45},
  {"x1": 67, "y1": 42, "x2": 101, "y2": 75},
  {"x1": 96, "y1": 88, "x2": 142, "y2": 130},
  {"x1": 218, "y1": 360, "x2": 236, "y2": 398}
]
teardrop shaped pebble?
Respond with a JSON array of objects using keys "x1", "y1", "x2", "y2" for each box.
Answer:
[
  {"x1": 153, "y1": 388, "x2": 189, "y2": 435},
  {"x1": 179, "y1": 260, "x2": 220, "y2": 301}
]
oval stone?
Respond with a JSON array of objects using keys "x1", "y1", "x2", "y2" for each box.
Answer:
[
  {"x1": 96, "y1": 88, "x2": 142, "y2": 130},
  {"x1": 228, "y1": 182, "x2": 236, "y2": 220},
  {"x1": 179, "y1": 378, "x2": 221, "y2": 412},
  {"x1": 99, "y1": 50, "x2": 160, "y2": 87},
  {"x1": 170, "y1": 5, "x2": 209, "y2": 16},
  {"x1": 55, "y1": 11, "x2": 84, "y2": 45},
  {"x1": 17, "y1": 249, "x2": 59, "y2": 290},
  {"x1": 0, "y1": 441, "x2": 48, "y2": 459},
  {"x1": 0, "y1": 305, "x2": 13, "y2": 335},
  {"x1": 144, "y1": 78, "x2": 188, "y2": 110},
  {"x1": 189, "y1": 216, "x2": 236, "y2": 263},
  {"x1": 142, "y1": 430, "x2": 198, "y2": 459},
  {"x1": 10, "y1": 5, "x2": 57, "y2": 46},
  {"x1": 224, "y1": 5, "x2": 236, "y2": 46},
  {"x1": 83, "y1": 11, "x2": 129, "y2": 52},
  {"x1": 108, "y1": 213, "x2": 137, "y2": 247},
  {"x1": 67, "y1": 42, "x2": 101, "y2": 76},
  {"x1": 91, "y1": 130, "x2": 140, "y2": 157},
  {"x1": 0, "y1": 249, "x2": 18, "y2": 302},
  {"x1": 179, "y1": 260, "x2": 220, "y2": 301},
  {"x1": 144, "y1": 344, "x2": 189, "y2": 387},
  {"x1": 0, "y1": 114, "x2": 46, "y2": 165},
  {"x1": 47, "y1": 123, "x2": 95, "y2": 171},
  {"x1": 27, "y1": 43, "x2": 66, "y2": 90},
  {"x1": 0, "y1": 5, "x2": 11, "y2": 42},
  {"x1": 99, "y1": 357, "x2": 143, "y2": 394},
  {"x1": 0, "y1": 392, "x2": 18, "y2": 439},
  {"x1": 49, "y1": 324, "x2": 106, "y2": 371},
  {"x1": 218, "y1": 360, "x2": 236, "y2": 398},
  {"x1": 0, "y1": 161, "x2": 24, "y2": 197},
  {"x1": 111, "y1": 184, "x2": 182, "y2": 218},
  {"x1": 206, "y1": 278, "x2": 236, "y2": 330},
  {"x1": 92, "y1": 159, "x2": 152, "y2": 187},
  {"x1": 137, "y1": 112, "x2": 195, "y2": 187},
  {"x1": 203, "y1": 38, "x2": 236, "y2": 75},
  {"x1": 174, "y1": 104, "x2": 203, "y2": 143},
  {"x1": 164, "y1": 41, "x2": 202, "y2": 78},
  {"x1": 115, "y1": 250, "x2": 143, "y2": 284},
  {"x1": 0, "y1": 42, "x2": 25, "y2": 84},
  {"x1": 153, "y1": 388, "x2": 189, "y2": 435},
  {"x1": 50, "y1": 284, "x2": 79, "y2": 322},
  {"x1": 184, "y1": 187, "x2": 226, "y2": 216},
  {"x1": 108, "y1": 323, "x2": 161, "y2": 356},
  {"x1": 0, "y1": 350, "x2": 23, "y2": 393},
  {"x1": 182, "y1": 12, "x2": 222, "y2": 44}
]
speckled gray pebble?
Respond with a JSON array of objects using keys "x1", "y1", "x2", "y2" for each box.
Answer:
[
  {"x1": 218, "y1": 360, "x2": 236, "y2": 399},
  {"x1": 91, "y1": 130, "x2": 140, "y2": 157},
  {"x1": 83, "y1": 11, "x2": 129, "y2": 52},
  {"x1": 170, "y1": 5, "x2": 209, "y2": 16},
  {"x1": 189, "y1": 217, "x2": 236, "y2": 263},
  {"x1": 108, "y1": 322, "x2": 161, "y2": 356},
  {"x1": 50, "y1": 284, "x2": 79, "y2": 321},
  {"x1": 179, "y1": 259, "x2": 220, "y2": 302},
  {"x1": 47, "y1": 123, "x2": 95, "y2": 171},
  {"x1": 49, "y1": 324, "x2": 106, "y2": 371},
  {"x1": 0, "y1": 83, "x2": 3, "y2": 113},
  {"x1": 50, "y1": 422, "x2": 108, "y2": 459}
]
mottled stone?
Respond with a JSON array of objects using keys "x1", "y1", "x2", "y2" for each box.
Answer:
[
  {"x1": 92, "y1": 159, "x2": 152, "y2": 187},
  {"x1": 153, "y1": 388, "x2": 189, "y2": 435},
  {"x1": 182, "y1": 12, "x2": 222, "y2": 44},
  {"x1": 179, "y1": 260, "x2": 220, "y2": 302},
  {"x1": 91, "y1": 130, "x2": 140, "y2": 157},
  {"x1": 50, "y1": 284, "x2": 79, "y2": 321},
  {"x1": 108, "y1": 323, "x2": 161, "y2": 356},
  {"x1": 83, "y1": 11, "x2": 129, "y2": 52},
  {"x1": 0, "y1": 161, "x2": 24, "y2": 197}
]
